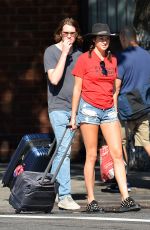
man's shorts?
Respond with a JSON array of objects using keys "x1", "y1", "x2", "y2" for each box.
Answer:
[
  {"x1": 77, "y1": 98, "x2": 118, "y2": 125},
  {"x1": 121, "y1": 114, "x2": 150, "y2": 147}
]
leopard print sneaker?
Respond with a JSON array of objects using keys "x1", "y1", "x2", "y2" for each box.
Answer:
[
  {"x1": 118, "y1": 197, "x2": 141, "y2": 213},
  {"x1": 86, "y1": 200, "x2": 104, "y2": 213}
]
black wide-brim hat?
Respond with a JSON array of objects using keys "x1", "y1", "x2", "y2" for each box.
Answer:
[{"x1": 85, "y1": 23, "x2": 116, "y2": 37}]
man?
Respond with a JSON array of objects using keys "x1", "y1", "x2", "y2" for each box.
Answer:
[
  {"x1": 115, "y1": 25, "x2": 150, "y2": 164},
  {"x1": 44, "y1": 18, "x2": 82, "y2": 210}
]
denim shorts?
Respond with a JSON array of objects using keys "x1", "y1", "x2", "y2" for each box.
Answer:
[{"x1": 77, "y1": 98, "x2": 118, "y2": 125}]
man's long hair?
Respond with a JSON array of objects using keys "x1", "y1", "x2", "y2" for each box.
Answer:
[{"x1": 53, "y1": 17, "x2": 83, "y2": 47}]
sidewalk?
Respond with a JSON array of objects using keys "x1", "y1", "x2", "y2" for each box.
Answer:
[
  {"x1": 71, "y1": 164, "x2": 150, "y2": 210},
  {"x1": 0, "y1": 163, "x2": 150, "y2": 214}
]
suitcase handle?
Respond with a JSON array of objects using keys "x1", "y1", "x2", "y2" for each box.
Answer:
[{"x1": 40, "y1": 125, "x2": 78, "y2": 184}]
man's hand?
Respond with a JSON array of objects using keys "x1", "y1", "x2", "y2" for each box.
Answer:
[{"x1": 62, "y1": 39, "x2": 72, "y2": 56}]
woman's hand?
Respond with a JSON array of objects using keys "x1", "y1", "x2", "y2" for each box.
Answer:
[{"x1": 69, "y1": 117, "x2": 78, "y2": 130}]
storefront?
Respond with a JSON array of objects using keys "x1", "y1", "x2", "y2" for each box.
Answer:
[{"x1": 79, "y1": 0, "x2": 150, "y2": 51}]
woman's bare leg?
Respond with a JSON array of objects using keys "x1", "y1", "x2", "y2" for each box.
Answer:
[
  {"x1": 80, "y1": 123, "x2": 99, "y2": 203},
  {"x1": 100, "y1": 121, "x2": 129, "y2": 200}
]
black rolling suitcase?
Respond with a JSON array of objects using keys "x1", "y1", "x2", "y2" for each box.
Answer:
[
  {"x1": 9, "y1": 127, "x2": 76, "y2": 213},
  {"x1": 2, "y1": 133, "x2": 55, "y2": 189}
]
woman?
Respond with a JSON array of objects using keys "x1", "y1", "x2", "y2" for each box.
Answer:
[{"x1": 70, "y1": 23, "x2": 141, "y2": 213}]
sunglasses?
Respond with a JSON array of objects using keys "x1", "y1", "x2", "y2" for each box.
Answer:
[
  {"x1": 100, "y1": 61, "x2": 107, "y2": 75},
  {"x1": 62, "y1": 31, "x2": 77, "y2": 37}
]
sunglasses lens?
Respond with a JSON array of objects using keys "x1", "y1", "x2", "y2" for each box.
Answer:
[
  {"x1": 100, "y1": 61, "x2": 107, "y2": 75},
  {"x1": 100, "y1": 61, "x2": 105, "y2": 68}
]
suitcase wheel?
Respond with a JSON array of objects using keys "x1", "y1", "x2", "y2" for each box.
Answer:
[{"x1": 15, "y1": 209, "x2": 21, "y2": 214}]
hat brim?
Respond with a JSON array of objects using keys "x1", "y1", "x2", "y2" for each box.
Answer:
[{"x1": 84, "y1": 32, "x2": 117, "y2": 37}]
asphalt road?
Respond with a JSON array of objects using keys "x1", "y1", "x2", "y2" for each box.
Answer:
[
  {"x1": 0, "y1": 209, "x2": 150, "y2": 230},
  {"x1": 0, "y1": 163, "x2": 150, "y2": 230}
]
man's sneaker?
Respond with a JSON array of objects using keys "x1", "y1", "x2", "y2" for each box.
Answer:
[
  {"x1": 86, "y1": 200, "x2": 104, "y2": 213},
  {"x1": 118, "y1": 197, "x2": 141, "y2": 213},
  {"x1": 58, "y1": 195, "x2": 80, "y2": 210}
]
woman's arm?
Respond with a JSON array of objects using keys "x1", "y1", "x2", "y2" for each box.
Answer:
[
  {"x1": 113, "y1": 78, "x2": 122, "y2": 111},
  {"x1": 71, "y1": 76, "x2": 83, "y2": 129}
]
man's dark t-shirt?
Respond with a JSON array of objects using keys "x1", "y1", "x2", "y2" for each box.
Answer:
[{"x1": 44, "y1": 45, "x2": 82, "y2": 112}]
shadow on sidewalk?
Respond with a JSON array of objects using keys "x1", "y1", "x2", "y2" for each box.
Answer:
[
  {"x1": 127, "y1": 171, "x2": 150, "y2": 189},
  {"x1": 72, "y1": 193, "x2": 87, "y2": 201},
  {"x1": 1, "y1": 163, "x2": 150, "y2": 190},
  {"x1": 71, "y1": 164, "x2": 150, "y2": 190}
]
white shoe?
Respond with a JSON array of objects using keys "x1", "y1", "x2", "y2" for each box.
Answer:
[{"x1": 58, "y1": 195, "x2": 80, "y2": 210}]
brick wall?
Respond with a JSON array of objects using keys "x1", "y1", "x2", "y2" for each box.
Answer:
[{"x1": 0, "y1": 0, "x2": 85, "y2": 162}]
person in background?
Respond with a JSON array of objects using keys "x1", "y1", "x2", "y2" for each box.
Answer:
[
  {"x1": 44, "y1": 17, "x2": 82, "y2": 210},
  {"x1": 105, "y1": 26, "x2": 150, "y2": 193},
  {"x1": 115, "y1": 25, "x2": 150, "y2": 163},
  {"x1": 70, "y1": 23, "x2": 141, "y2": 213}
]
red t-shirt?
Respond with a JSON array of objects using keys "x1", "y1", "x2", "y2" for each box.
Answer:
[{"x1": 72, "y1": 50, "x2": 118, "y2": 109}]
